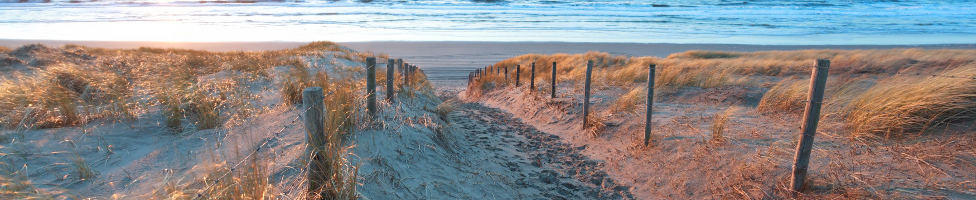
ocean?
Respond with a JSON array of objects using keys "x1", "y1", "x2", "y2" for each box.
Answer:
[{"x1": 1, "y1": 0, "x2": 975, "y2": 45}]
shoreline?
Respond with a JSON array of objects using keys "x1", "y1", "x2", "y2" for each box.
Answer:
[{"x1": 3, "y1": 39, "x2": 974, "y2": 53}]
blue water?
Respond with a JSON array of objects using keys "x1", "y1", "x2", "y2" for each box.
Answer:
[{"x1": 1, "y1": 0, "x2": 975, "y2": 44}]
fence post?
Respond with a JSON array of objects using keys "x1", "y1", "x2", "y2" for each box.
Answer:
[
  {"x1": 302, "y1": 87, "x2": 325, "y2": 196},
  {"x1": 515, "y1": 64, "x2": 521, "y2": 87},
  {"x1": 789, "y1": 59, "x2": 830, "y2": 192},
  {"x1": 644, "y1": 64, "x2": 656, "y2": 146},
  {"x1": 366, "y1": 57, "x2": 377, "y2": 117},
  {"x1": 404, "y1": 62, "x2": 410, "y2": 87},
  {"x1": 387, "y1": 58, "x2": 395, "y2": 102},
  {"x1": 530, "y1": 62, "x2": 536, "y2": 90},
  {"x1": 397, "y1": 58, "x2": 403, "y2": 76},
  {"x1": 582, "y1": 60, "x2": 593, "y2": 129},
  {"x1": 504, "y1": 66, "x2": 508, "y2": 81},
  {"x1": 551, "y1": 62, "x2": 557, "y2": 98}
]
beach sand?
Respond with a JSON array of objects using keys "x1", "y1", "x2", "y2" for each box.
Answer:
[{"x1": 3, "y1": 40, "x2": 974, "y2": 199}]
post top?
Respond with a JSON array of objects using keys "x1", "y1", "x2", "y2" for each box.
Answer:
[
  {"x1": 816, "y1": 59, "x2": 830, "y2": 68},
  {"x1": 303, "y1": 87, "x2": 323, "y2": 93}
]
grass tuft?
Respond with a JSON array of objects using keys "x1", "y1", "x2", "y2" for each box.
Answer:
[
  {"x1": 72, "y1": 156, "x2": 96, "y2": 181},
  {"x1": 757, "y1": 78, "x2": 807, "y2": 114},
  {"x1": 710, "y1": 107, "x2": 737, "y2": 143},
  {"x1": 667, "y1": 50, "x2": 741, "y2": 59},
  {"x1": 151, "y1": 155, "x2": 274, "y2": 199},
  {"x1": 607, "y1": 86, "x2": 644, "y2": 115},
  {"x1": 435, "y1": 99, "x2": 457, "y2": 122},
  {"x1": 846, "y1": 67, "x2": 976, "y2": 137},
  {"x1": 584, "y1": 114, "x2": 607, "y2": 137}
]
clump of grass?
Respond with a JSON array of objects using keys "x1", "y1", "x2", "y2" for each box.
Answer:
[
  {"x1": 0, "y1": 157, "x2": 54, "y2": 199},
  {"x1": 757, "y1": 76, "x2": 875, "y2": 117},
  {"x1": 846, "y1": 67, "x2": 976, "y2": 138},
  {"x1": 710, "y1": 108, "x2": 737, "y2": 143},
  {"x1": 756, "y1": 78, "x2": 808, "y2": 114},
  {"x1": 72, "y1": 156, "x2": 96, "y2": 181},
  {"x1": 307, "y1": 147, "x2": 358, "y2": 200},
  {"x1": 324, "y1": 79, "x2": 360, "y2": 135},
  {"x1": 584, "y1": 114, "x2": 607, "y2": 137},
  {"x1": 280, "y1": 60, "x2": 329, "y2": 106},
  {"x1": 152, "y1": 155, "x2": 275, "y2": 199},
  {"x1": 189, "y1": 91, "x2": 221, "y2": 130},
  {"x1": 159, "y1": 89, "x2": 185, "y2": 131},
  {"x1": 0, "y1": 62, "x2": 132, "y2": 129},
  {"x1": 667, "y1": 50, "x2": 741, "y2": 59},
  {"x1": 607, "y1": 86, "x2": 644, "y2": 116},
  {"x1": 151, "y1": 68, "x2": 250, "y2": 131},
  {"x1": 435, "y1": 99, "x2": 457, "y2": 122},
  {"x1": 308, "y1": 77, "x2": 360, "y2": 200},
  {"x1": 202, "y1": 157, "x2": 273, "y2": 199}
]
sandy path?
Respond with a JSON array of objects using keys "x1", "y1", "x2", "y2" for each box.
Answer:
[{"x1": 447, "y1": 99, "x2": 633, "y2": 199}]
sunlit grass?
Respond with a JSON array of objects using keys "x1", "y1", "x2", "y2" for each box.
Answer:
[
  {"x1": 846, "y1": 66, "x2": 976, "y2": 138},
  {"x1": 471, "y1": 48, "x2": 976, "y2": 138},
  {"x1": 0, "y1": 41, "x2": 380, "y2": 199}
]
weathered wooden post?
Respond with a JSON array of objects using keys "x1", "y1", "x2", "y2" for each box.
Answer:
[
  {"x1": 404, "y1": 62, "x2": 410, "y2": 87},
  {"x1": 551, "y1": 62, "x2": 557, "y2": 98},
  {"x1": 366, "y1": 57, "x2": 377, "y2": 117},
  {"x1": 644, "y1": 64, "x2": 656, "y2": 146},
  {"x1": 504, "y1": 66, "x2": 508, "y2": 81},
  {"x1": 397, "y1": 59, "x2": 403, "y2": 76},
  {"x1": 530, "y1": 62, "x2": 535, "y2": 90},
  {"x1": 582, "y1": 60, "x2": 593, "y2": 129},
  {"x1": 515, "y1": 64, "x2": 521, "y2": 87},
  {"x1": 790, "y1": 59, "x2": 830, "y2": 192},
  {"x1": 302, "y1": 87, "x2": 325, "y2": 196},
  {"x1": 386, "y1": 58, "x2": 395, "y2": 102}
]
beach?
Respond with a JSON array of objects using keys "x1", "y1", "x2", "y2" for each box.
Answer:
[
  {"x1": 5, "y1": 0, "x2": 976, "y2": 198},
  {"x1": 2, "y1": 40, "x2": 976, "y2": 199}
]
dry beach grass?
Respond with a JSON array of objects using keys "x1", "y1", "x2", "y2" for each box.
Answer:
[
  {"x1": 0, "y1": 42, "x2": 386, "y2": 199},
  {"x1": 467, "y1": 48, "x2": 976, "y2": 198}
]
